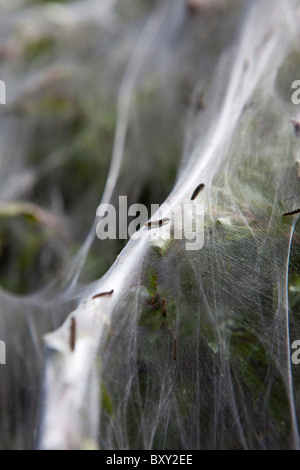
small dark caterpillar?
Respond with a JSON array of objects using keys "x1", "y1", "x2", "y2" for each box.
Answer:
[
  {"x1": 283, "y1": 208, "x2": 300, "y2": 216},
  {"x1": 146, "y1": 218, "x2": 170, "y2": 229},
  {"x1": 70, "y1": 317, "x2": 76, "y2": 352},
  {"x1": 92, "y1": 289, "x2": 114, "y2": 299},
  {"x1": 162, "y1": 297, "x2": 167, "y2": 318},
  {"x1": 173, "y1": 337, "x2": 178, "y2": 361},
  {"x1": 296, "y1": 160, "x2": 300, "y2": 179},
  {"x1": 290, "y1": 119, "x2": 300, "y2": 136},
  {"x1": 191, "y1": 183, "x2": 205, "y2": 201}
]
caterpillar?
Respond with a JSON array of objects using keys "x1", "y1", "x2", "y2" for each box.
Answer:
[
  {"x1": 70, "y1": 317, "x2": 76, "y2": 352},
  {"x1": 92, "y1": 289, "x2": 114, "y2": 299},
  {"x1": 173, "y1": 337, "x2": 178, "y2": 361},
  {"x1": 146, "y1": 218, "x2": 170, "y2": 229},
  {"x1": 290, "y1": 118, "x2": 300, "y2": 136},
  {"x1": 191, "y1": 183, "x2": 205, "y2": 201},
  {"x1": 283, "y1": 208, "x2": 300, "y2": 216},
  {"x1": 162, "y1": 297, "x2": 167, "y2": 318}
]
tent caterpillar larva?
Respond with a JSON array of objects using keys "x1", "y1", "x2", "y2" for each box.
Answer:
[
  {"x1": 92, "y1": 289, "x2": 114, "y2": 299},
  {"x1": 191, "y1": 183, "x2": 205, "y2": 201}
]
